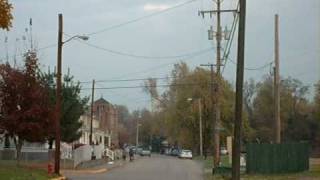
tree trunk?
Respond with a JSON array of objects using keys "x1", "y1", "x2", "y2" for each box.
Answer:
[
  {"x1": 14, "y1": 137, "x2": 23, "y2": 166},
  {"x1": 48, "y1": 138, "x2": 54, "y2": 149},
  {"x1": 4, "y1": 134, "x2": 10, "y2": 148}
]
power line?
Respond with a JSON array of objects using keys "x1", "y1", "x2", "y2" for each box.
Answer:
[
  {"x1": 0, "y1": 43, "x2": 57, "y2": 61},
  {"x1": 76, "y1": 40, "x2": 214, "y2": 60},
  {"x1": 81, "y1": 82, "x2": 209, "y2": 90},
  {"x1": 87, "y1": 0, "x2": 198, "y2": 36},
  {"x1": 38, "y1": 43, "x2": 56, "y2": 51},
  {"x1": 80, "y1": 76, "x2": 172, "y2": 84},
  {"x1": 221, "y1": 2, "x2": 239, "y2": 74},
  {"x1": 226, "y1": 56, "x2": 273, "y2": 71}
]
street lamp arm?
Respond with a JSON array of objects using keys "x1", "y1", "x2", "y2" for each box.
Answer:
[{"x1": 63, "y1": 35, "x2": 89, "y2": 44}]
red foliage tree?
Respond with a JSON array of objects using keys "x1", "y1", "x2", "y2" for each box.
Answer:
[{"x1": 0, "y1": 51, "x2": 54, "y2": 163}]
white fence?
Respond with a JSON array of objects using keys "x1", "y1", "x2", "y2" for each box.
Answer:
[
  {"x1": 104, "y1": 148, "x2": 115, "y2": 161},
  {"x1": 93, "y1": 144, "x2": 104, "y2": 159},
  {"x1": 73, "y1": 144, "x2": 92, "y2": 168}
]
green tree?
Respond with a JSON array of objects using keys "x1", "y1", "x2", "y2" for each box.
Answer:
[
  {"x1": 43, "y1": 71, "x2": 88, "y2": 146},
  {"x1": 251, "y1": 75, "x2": 314, "y2": 143},
  {"x1": 0, "y1": 0, "x2": 13, "y2": 30},
  {"x1": 315, "y1": 81, "x2": 320, "y2": 120}
]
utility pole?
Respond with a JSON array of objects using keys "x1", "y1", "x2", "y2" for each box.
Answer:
[
  {"x1": 200, "y1": 63, "x2": 215, "y2": 161},
  {"x1": 274, "y1": 14, "x2": 281, "y2": 144},
  {"x1": 90, "y1": 79, "x2": 95, "y2": 145},
  {"x1": 214, "y1": 0, "x2": 222, "y2": 168},
  {"x1": 232, "y1": 0, "x2": 246, "y2": 179},
  {"x1": 55, "y1": 13, "x2": 63, "y2": 174},
  {"x1": 199, "y1": 0, "x2": 236, "y2": 168},
  {"x1": 198, "y1": 98, "x2": 203, "y2": 157},
  {"x1": 136, "y1": 117, "x2": 140, "y2": 148}
]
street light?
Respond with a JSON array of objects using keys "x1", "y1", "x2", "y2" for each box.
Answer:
[
  {"x1": 187, "y1": 98, "x2": 203, "y2": 157},
  {"x1": 63, "y1": 35, "x2": 89, "y2": 44},
  {"x1": 136, "y1": 114, "x2": 142, "y2": 149},
  {"x1": 55, "y1": 14, "x2": 89, "y2": 174}
]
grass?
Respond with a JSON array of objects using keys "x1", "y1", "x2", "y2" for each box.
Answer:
[
  {"x1": 0, "y1": 160, "x2": 59, "y2": 180},
  {"x1": 195, "y1": 156, "x2": 320, "y2": 180}
]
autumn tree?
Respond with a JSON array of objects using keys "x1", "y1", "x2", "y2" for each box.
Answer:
[
  {"x1": 143, "y1": 62, "x2": 252, "y2": 153},
  {"x1": 115, "y1": 105, "x2": 131, "y2": 146},
  {"x1": 0, "y1": 0, "x2": 13, "y2": 30},
  {"x1": 0, "y1": 51, "x2": 54, "y2": 163},
  {"x1": 312, "y1": 81, "x2": 320, "y2": 147}
]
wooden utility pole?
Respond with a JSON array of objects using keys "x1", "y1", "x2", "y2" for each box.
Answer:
[
  {"x1": 214, "y1": 0, "x2": 222, "y2": 168},
  {"x1": 55, "y1": 13, "x2": 63, "y2": 174},
  {"x1": 90, "y1": 79, "x2": 95, "y2": 145},
  {"x1": 198, "y1": 98, "x2": 203, "y2": 157},
  {"x1": 136, "y1": 118, "x2": 140, "y2": 148},
  {"x1": 200, "y1": 63, "x2": 215, "y2": 160},
  {"x1": 232, "y1": 0, "x2": 246, "y2": 179},
  {"x1": 199, "y1": 0, "x2": 237, "y2": 168},
  {"x1": 274, "y1": 14, "x2": 281, "y2": 144}
]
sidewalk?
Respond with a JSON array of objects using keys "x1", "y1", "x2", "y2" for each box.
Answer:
[{"x1": 61, "y1": 156, "x2": 140, "y2": 176}]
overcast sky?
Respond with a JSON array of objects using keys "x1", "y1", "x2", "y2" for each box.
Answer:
[{"x1": 1, "y1": 0, "x2": 319, "y2": 111}]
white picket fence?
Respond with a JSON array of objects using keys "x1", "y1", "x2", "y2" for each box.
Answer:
[
  {"x1": 73, "y1": 144, "x2": 92, "y2": 168},
  {"x1": 104, "y1": 148, "x2": 115, "y2": 161},
  {"x1": 72, "y1": 144, "x2": 116, "y2": 168}
]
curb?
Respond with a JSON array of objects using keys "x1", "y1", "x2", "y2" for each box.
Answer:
[
  {"x1": 50, "y1": 176, "x2": 67, "y2": 180},
  {"x1": 61, "y1": 168, "x2": 107, "y2": 174}
]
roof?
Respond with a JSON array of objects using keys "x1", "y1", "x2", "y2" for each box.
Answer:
[{"x1": 94, "y1": 97, "x2": 110, "y2": 105}]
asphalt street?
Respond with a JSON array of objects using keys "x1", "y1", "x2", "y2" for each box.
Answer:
[{"x1": 65, "y1": 154, "x2": 203, "y2": 180}]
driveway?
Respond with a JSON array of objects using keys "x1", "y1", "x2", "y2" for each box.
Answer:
[{"x1": 65, "y1": 154, "x2": 203, "y2": 180}]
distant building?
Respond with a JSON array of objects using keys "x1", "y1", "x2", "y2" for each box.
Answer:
[{"x1": 93, "y1": 98, "x2": 119, "y2": 148}]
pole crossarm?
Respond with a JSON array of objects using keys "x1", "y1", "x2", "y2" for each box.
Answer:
[{"x1": 198, "y1": 9, "x2": 238, "y2": 18}]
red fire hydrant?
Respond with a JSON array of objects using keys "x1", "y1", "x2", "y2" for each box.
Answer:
[{"x1": 47, "y1": 163, "x2": 53, "y2": 175}]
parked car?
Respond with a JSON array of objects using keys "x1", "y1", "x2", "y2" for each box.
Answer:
[
  {"x1": 136, "y1": 147, "x2": 143, "y2": 154},
  {"x1": 179, "y1": 149, "x2": 193, "y2": 159},
  {"x1": 170, "y1": 149, "x2": 180, "y2": 156},
  {"x1": 220, "y1": 147, "x2": 228, "y2": 155},
  {"x1": 140, "y1": 148, "x2": 151, "y2": 157}
]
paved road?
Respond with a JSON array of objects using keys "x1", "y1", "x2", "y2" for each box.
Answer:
[{"x1": 66, "y1": 155, "x2": 203, "y2": 180}]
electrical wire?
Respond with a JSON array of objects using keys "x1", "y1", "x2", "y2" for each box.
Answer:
[
  {"x1": 226, "y1": 56, "x2": 274, "y2": 71},
  {"x1": 80, "y1": 77, "x2": 171, "y2": 84},
  {"x1": 63, "y1": 32, "x2": 214, "y2": 63},
  {"x1": 87, "y1": 0, "x2": 198, "y2": 36},
  {"x1": 79, "y1": 40, "x2": 214, "y2": 60},
  {"x1": 81, "y1": 82, "x2": 209, "y2": 90},
  {"x1": 221, "y1": 1, "x2": 239, "y2": 74}
]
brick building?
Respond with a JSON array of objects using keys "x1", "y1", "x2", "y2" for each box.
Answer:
[{"x1": 93, "y1": 98, "x2": 119, "y2": 147}]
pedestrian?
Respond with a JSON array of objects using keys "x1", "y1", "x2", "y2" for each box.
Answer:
[
  {"x1": 204, "y1": 149, "x2": 207, "y2": 160},
  {"x1": 129, "y1": 148, "x2": 134, "y2": 161},
  {"x1": 122, "y1": 151, "x2": 127, "y2": 161}
]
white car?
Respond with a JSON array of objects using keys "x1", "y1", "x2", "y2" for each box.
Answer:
[
  {"x1": 220, "y1": 147, "x2": 228, "y2": 155},
  {"x1": 179, "y1": 150, "x2": 193, "y2": 159},
  {"x1": 140, "y1": 149, "x2": 151, "y2": 157}
]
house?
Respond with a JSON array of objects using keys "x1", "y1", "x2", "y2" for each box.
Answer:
[
  {"x1": 77, "y1": 114, "x2": 111, "y2": 148},
  {"x1": 77, "y1": 98, "x2": 119, "y2": 148}
]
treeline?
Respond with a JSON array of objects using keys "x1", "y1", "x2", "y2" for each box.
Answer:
[{"x1": 120, "y1": 62, "x2": 320, "y2": 154}]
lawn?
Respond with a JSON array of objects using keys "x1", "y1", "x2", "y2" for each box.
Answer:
[
  {"x1": 0, "y1": 161, "x2": 59, "y2": 180},
  {"x1": 195, "y1": 156, "x2": 320, "y2": 180}
]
